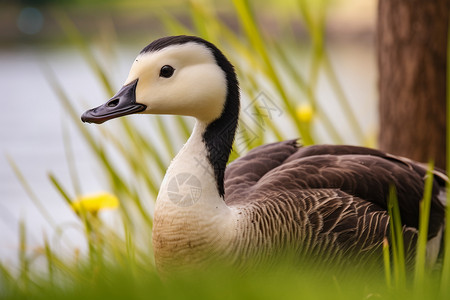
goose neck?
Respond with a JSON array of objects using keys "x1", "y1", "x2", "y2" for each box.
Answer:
[{"x1": 157, "y1": 120, "x2": 223, "y2": 207}]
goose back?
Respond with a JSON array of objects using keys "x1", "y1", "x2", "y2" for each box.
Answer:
[{"x1": 224, "y1": 141, "x2": 446, "y2": 257}]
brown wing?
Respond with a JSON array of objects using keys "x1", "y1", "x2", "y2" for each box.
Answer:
[
  {"x1": 224, "y1": 140, "x2": 445, "y2": 239},
  {"x1": 225, "y1": 139, "x2": 298, "y2": 203}
]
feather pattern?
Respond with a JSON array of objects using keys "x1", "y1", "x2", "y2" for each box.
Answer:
[{"x1": 225, "y1": 140, "x2": 445, "y2": 263}]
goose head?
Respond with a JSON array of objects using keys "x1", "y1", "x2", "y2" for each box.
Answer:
[{"x1": 81, "y1": 35, "x2": 239, "y2": 125}]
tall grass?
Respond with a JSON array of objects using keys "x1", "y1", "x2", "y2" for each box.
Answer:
[{"x1": 2, "y1": 0, "x2": 450, "y2": 299}]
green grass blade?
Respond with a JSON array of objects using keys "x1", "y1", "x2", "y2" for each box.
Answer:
[
  {"x1": 43, "y1": 65, "x2": 102, "y2": 156},
  {"x1": 185, "y1": 3, "x2": 262, "y2": 70},
  {"x1": 157, "y1": 8, "x2": 195, "y2": 36},
  {"x1": 155, "y1": 116, "x2": 176, "y2": 159},
  {"x1": 18, "y1": 220, "x2": 29, "y2": 293},
  {"x1": 100, "y1": 126, "x2": 160, "y2": 194},
  {"x1": 387, "y1": 186, "x2": 406, "y2": 289},
  {"x1": 62, "y1": 121, "x2": 82, "y2": 197},
  {"x1": 53, "y1": 9, "x2": 114, "y2": 95},
  {"x1": 116, "y1": 120, "x2": 167, "y2": 175},
  {"x1": 414, "y1": 163, "x2": 434, "y2": 286},
  {"x1": 322, "y1": 54, "x2": 365, "y2": 144},
  {"x1": 189, "y1": 0, "x2": 212, "y2": 38},
  {"x1": 0, "y1": 261, "x2": 16, "y2": 295},
  {"x1": 44, "y1": 66, "x2": 137, "y2": 224},
  {"x1": 383, "y1": 237, "x2": 392, "y2": 290},
  {"x1": 272, "y1": 44, "x2": 344, "y2": 144},
  {"x1": 175, "y1": 116, "x2": 193, "y2": 140},
  {"x1": 298, "y1": 0, "x2": 364, "y2": 145},
  {"x1": 124, "y1": 221, "x2": 138, "y2": 275},
  {"x1": 43, "y1": 233, "x2": 55, "y2": 287},
  {"x1": 128, "y1": 188, "x2": 154, "y2": 228},
  {"x1": 240, "y1": 73, "x2": 285, "y2": 144},
  {"x1": 232, "y1": 0, "x2": 314, "y2": 145},
  {"x1": 7, "y1": 156, "x2": 56, "y2": 228},
  {"x1": 298, "y1": 0, "x2": 326, "y2": 90},
  {"x1": 48, "y1": 172, "x2": 73, "y2": 206}
]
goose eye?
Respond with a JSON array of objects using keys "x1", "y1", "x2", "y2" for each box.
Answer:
[{"x1": 159, "y1": 65, "x2": 175, "y2": 78}]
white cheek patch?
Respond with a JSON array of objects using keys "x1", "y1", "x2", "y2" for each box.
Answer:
[{"x1": 184, "y1": 64, "x2": 227, "y2": 122}]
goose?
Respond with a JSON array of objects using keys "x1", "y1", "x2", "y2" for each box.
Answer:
[{"x1": 81, "y1": 35, "x2": 447, "y2": 273}]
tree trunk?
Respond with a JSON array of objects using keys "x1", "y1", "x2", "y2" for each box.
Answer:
[{"x1": 377, "y1": 0, "x2": 449, "y2": 169}]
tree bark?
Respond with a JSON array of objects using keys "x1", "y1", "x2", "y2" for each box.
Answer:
[{"x1": 377, "y1": 0, "x2": 449, "y2": 169}]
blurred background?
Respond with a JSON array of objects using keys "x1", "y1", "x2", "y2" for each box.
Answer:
[{"x1": 0, "y1": 0, "x2": 377, "y2": 265}]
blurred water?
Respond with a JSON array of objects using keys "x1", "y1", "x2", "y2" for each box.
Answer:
[
  {"x1": 0, "y1": 45, "x2": 131, "y2": 264},
  {"x1": 0, "y1": 41, "x2": 377, "y2": 265}
]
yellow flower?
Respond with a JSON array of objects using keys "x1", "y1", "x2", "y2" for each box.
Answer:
[
  {"x1": 71, "y1": 192, "x2": 119, "y2": 215},
  {"x1": 296, "y1": 103, "x2": 314, "y2": 123}
]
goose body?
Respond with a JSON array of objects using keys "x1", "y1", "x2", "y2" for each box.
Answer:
[{"x1": 81, "y1": 35, "x2": 447, "y2": 273}]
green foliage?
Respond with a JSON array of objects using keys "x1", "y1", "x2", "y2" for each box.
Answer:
[
  {"x1": 386, "y1": 187, "x2": 406, "y2": 289},
  {"x1": 2, "y1": 0, "x2": 450, "y2": 299}
]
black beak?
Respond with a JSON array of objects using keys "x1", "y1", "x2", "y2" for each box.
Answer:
[{"x1": 81, "y1": 79, "x2": 147, "y2": 124}]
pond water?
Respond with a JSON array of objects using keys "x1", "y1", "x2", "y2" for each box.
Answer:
[{"x1": 0, "y1": 40, "x2": 377, "y2": 265}]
